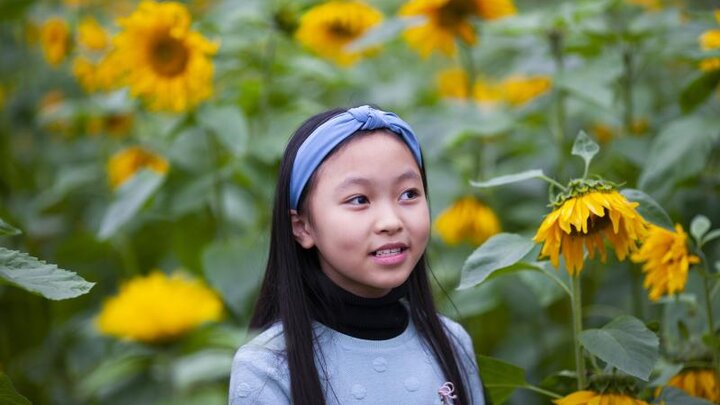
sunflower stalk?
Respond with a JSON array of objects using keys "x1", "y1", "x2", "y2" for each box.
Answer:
[
  {"x1": 458, "y1": 40, "x2": 477, "y2": 100},
  {"x1": 549, "y1": 29, "x2": 567, "y2": 173},
  {"x1": 571, "y1": 272, "x2": 587, "y2": 389},
  {"x1": 621, "y1": 46, "x2": 635, "y2": 136},
  {"x1": 205, "y1": 127, "x2": 227, "y2": 240},
  {"x1": 697, "y1": 248, "x2": 720, "y2": 382}
]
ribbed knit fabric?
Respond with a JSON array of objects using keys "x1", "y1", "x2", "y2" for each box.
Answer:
[
  {"x1": 308, "y1": 270, "x2": 409, "y2": 340},
  {"x1": 229, "y1": 316, "x2": 486, "y2": 404}
]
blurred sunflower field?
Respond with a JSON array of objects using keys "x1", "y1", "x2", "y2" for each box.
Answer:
[{"x1": 1, "y1": 0, "x2": 719, "y2": 403}]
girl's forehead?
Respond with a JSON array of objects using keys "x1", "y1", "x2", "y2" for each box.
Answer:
[
  {"x1": 313, "y1": 131, "x2": 422, "y2": 183},
  {"x1": 322, "y1": 130, "x2": 418, "y2": 167}
]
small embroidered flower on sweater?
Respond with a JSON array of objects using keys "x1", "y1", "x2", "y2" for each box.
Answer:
[{"x1": 438, "y1": 382, "x2": 457, "y2": 405}]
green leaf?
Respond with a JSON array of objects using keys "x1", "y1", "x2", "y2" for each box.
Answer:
[
  {"x1": 78, "y1": 355, "x2": 149, "y2": 400},
  {"x1": 171, "y1": 349, "x2": 233, "y2": 390},
  {"x1": 476, "y1": 355, "x2": 527, "y2": 405},
  {"x1": 0, "y1": 373, "x2": 31, "y2": 405},
  {"x1": 656, "y1": 387, "x2": 715, "y2": 405},
  {"x1": 98, "y1": 170, "x2": 165, "y2": 240},
  {"x1": 198, "y1": 104, "x2": 249, "y2": 157},
  {"x1": 690, "y1": 215, "x2": 711, "y2": 245},
  {"x1": 579, "y1": 315, "x2": 659, "y2": 381},
  {"x1": 639, "y1": 116, "x2": 720, "y2": 193},
  {"x1": 458, "y1": 233, "x2": 536, "y2": 290},
  {"x1": 701, "y1": 229, "x2": 720, "y2": 246},
  {"x1": 620, "y1": 189, "x2": 674, "y2": 231},
  {"x1": 345, "y1": 16, "x2": 425, "y2": 52},
  {"x1": 0, "y1": 247, "x2": 94, "y2": 300},
  {"x1": 571, "y1": 130, "x2": 599, "y2": 176},
  {"x1": 680, "y1": 70, "x2": 720, "y2": 114},
  {"x1": 0, "y1": 218, "x2": 21, "y2": 236},
  {"x1": 202, "y1": 237, "x2": 267, "y2": 318},
  {"x1": 471, "y1": 170, "x2": 545, "y2": 188}
]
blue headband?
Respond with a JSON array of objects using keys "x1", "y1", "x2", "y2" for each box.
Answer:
[{"x1": 290, "y1": 105, "x2": 423, "y2": 209}]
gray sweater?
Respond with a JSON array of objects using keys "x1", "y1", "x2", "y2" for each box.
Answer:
[{"x1": 229, "y1": 316, "x2": 486, "y2": 404}]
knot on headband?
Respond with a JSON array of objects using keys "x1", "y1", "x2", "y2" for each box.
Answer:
[
  {"x1": 348, "y1": 105, "x2": 391, "y2": 130},
  {"x1": 289, "y1": 105, "x2": 423, "y2": 209}
]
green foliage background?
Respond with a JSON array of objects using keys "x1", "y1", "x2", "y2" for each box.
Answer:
[{"x1": 1, "y1": 0, "x2": 719, "y2": 404}]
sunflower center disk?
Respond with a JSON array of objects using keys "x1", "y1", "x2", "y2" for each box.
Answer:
[
  {"x1": 150, "y1": 35, "x2": 190, "y2": 77},
  {"x1": 327, "y1": 22, "x2": 357, "y2": 40},
  {"x1": 570, "y1": 209, "x2": 611, "y2": 236},
  {"x1": 438, "y1": 0, "x2": 475, "y2": 27}
]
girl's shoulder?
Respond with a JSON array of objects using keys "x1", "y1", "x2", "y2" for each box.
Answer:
[
  {"x1": 438, "y1": 314, "x2": 473, "y2": 347},
  {"x1": 236, "y1": 322, "x2": 287, "y2": 356}
]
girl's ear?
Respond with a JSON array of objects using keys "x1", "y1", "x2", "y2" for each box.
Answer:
[{"x1": 290, "y1": 209, "x2": 315, "y2": 249}]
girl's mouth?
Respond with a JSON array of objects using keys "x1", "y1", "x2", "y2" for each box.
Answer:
[{"x1": 373, "y1": 247, "x2": 406, "y2": 257}]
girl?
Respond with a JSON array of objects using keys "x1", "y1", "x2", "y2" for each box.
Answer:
[{"x1": 230, "y1": 105, "x2": 489, "y2": 405}]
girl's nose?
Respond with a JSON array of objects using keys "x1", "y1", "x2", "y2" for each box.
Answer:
[{"x1": 374, "y1": 203, "x2": 403, "y2": 235}]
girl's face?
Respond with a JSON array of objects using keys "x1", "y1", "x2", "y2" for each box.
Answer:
[{"x1": 291, "y1": 131, "x2": 430, "y2": 298}]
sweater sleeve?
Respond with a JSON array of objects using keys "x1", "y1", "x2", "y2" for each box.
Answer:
[
  {"x1": 441, "y1": 317, "x2": 487, "y2": 405},
  {"x1": 229, "y1": 346, "x2": 291, "y2": 405}
]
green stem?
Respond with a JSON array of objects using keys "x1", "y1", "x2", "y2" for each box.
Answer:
[
  {"x1": 523, "y1": 385, "x2": 563, "y2": 400},
  {"x1": 697, "y1": 249, "x2": 720, "y2": 396},
  {"x1": 621, "y1": 46, "x2": 634, "y2": 136},
  {"x1": 539, "y1": 175, "x2": 568, "y2": 192},
  {"x1": 571, "y1": 273, "x2": 587, "y2": 389},
  {"x1": 487, "y1": 384, "x2": 562, "y2": 400},
  {"x1": 458, "y1": 41, "x2": 477, "y2": 98},
  {"x1": 117, "y1": 233, "x2": 140, "y2": 277},
  {"x1": 548, "y1": 30, "x2": 565, "y2": 147},
  {"x1": 206, "y1": 129, "x2": 226, "y2": 239},
  {"x1": 539, "y1": 265, "x2": 572, "y2": 298}
]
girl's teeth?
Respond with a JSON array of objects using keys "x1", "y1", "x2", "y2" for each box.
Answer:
[{"x1": 375, "y1": 248, "x2": 401, "y2": 257}]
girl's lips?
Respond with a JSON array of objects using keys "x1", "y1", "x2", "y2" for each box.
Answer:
[{"x1": 370, "y1": 249, "x2": 408, "y2": 266}]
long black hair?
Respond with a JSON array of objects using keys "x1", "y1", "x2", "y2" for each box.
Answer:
[{"x1": 249, "y1": 107, "x2": 474, "y2": 405}]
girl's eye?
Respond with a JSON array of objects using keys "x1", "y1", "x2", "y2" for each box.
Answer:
[
  {"x1": 347, "y1": 195, "x2": 369, "y2": 205},
  {"x1": 400, "y1": 189, "x2": 420, "y2": 200}
]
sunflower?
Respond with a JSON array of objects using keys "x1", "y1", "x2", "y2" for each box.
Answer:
[
  {"x1": 399, "y1": 0, "x2": 516, "y2": 57},
  {"x1": 500, "y1": 74, "x2": 552, "y2": 106},
  {"x1": 630, "y1": 223, "x2": 699, "y2": 301},
  {"x1": 39, "y1": 17, "x2": 71, "y2": 67},
  {"x1": 533, "y1": 181, "x2": 647, "y2": 276},
  {"x1": 77, "y1": 16, "x2": 109, "y2": 51},
  {"x1": 698, "y1": 11, "x2": 720, "y2": 72},
  {"x1": 661, "y1": 369, "x2": 720, "y2": 403},
  {"x1": 72, "y1": 53, "x2": 123, "y2": 93},
  {"x1": 434, "y1": 196, "x2": 501, "y2": 246},
  {"x1": 107, "y1": 146, "x2": 169, "y2": 190},
  {"x1": 295, "y1": 1, "x2": 383, "y2": 67},
  {"x1": 112, "y1": 0, "x2": 218, "y2": 112},
  {"x1": 97, "y1": 271, "x2": 223, "y2": 343},
  {"x1": 436, "y1": 68, "x2": 472, "y2": 99},
  {"x1": 555, "y1": 390, "x2": 650, "y2": 405}
]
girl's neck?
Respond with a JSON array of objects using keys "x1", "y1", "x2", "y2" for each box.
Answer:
[{"x1": 309, "y1": 270, "x2": 409, "y2": 340}]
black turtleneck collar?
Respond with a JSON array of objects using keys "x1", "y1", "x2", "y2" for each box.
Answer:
[{"x1": 308, "y1": 270, "x2": 410, "y2": 340}]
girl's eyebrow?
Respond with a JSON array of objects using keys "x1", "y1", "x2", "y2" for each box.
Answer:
[{"x1": 335, "y1": 170, "x2": 421, "y2": 192}]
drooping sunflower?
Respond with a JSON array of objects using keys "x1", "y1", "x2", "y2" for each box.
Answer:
[
  {"x1": 399, "y1": 0, "x2": 516, "y2": 57},
  {"x1": 97, "y1": 271, "x2": 223, "y2": 343},
  {"x1": 295, "y1": 1, "x2": 383, "y2": 67},
  {"x1": 39, "y1": 17, "x2": 71, "y2": 67},
  {"x1": 534, "y1": 180, "x2": 647, "y2": 276},
  {"x1": 555, "y1": 390, "x2": 650, "y2": 405},
  {"x1": 500, "y1": 74, "x2": 552, "y2": 106},
  {"x1": 107, "y1": 146, "x2": 169, "y2": 189},
  {"x1": 112, "y1": 0, "x2": 219, "y2": 112},
  {"x1": 699, "y1": 11, "x2": 720, "y2": 72},
  {"x1": 661, "y1": 368, "x2": 720, "y2": 403},
  {"x1": 77, "y1": 16, "x2": 109, "y2": 51},
  {"x1": 434, "y1": 196, "x2": 501, "y2": 246},
  {"x1": 630, "y1": 223, "x2": 699, "y2": 301}
]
